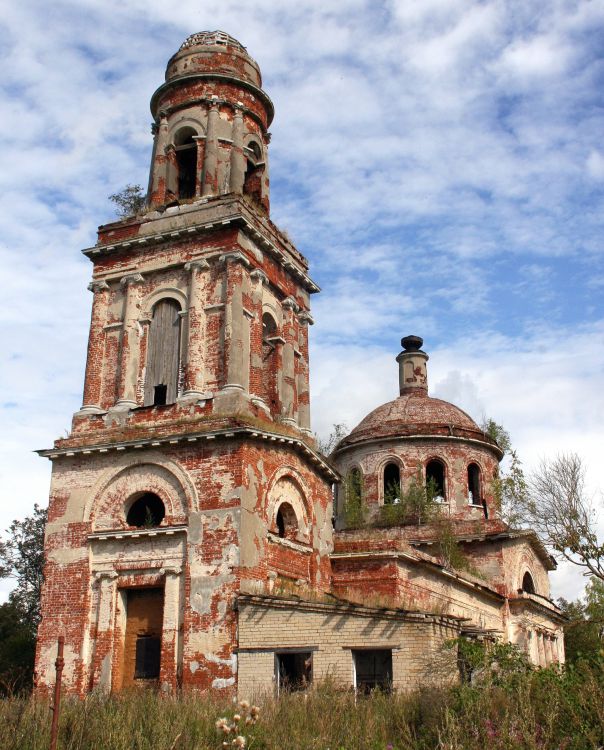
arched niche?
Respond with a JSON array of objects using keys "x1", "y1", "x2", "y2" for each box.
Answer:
[
  {"x1": 522, "y1": 571, "x2": 536, "y2": 594},
  {"x1": 87, "y1": 460, "x2": 195, "y2": 531},
  {"x1": 266, "y1": 470, "x2": 310, "y2": 543}
]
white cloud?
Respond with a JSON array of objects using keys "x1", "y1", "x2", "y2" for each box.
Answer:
[{"x1": 0, "y1": 0, "x2": 603, "y2": 609}]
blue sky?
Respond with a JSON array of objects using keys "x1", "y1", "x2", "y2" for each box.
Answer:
[{"x1": 1, "y1": 0, "x2": 603, "y2": 601}]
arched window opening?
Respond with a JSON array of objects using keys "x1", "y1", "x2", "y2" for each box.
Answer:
[
  {"x1": 383, "y1": 463, "x2": 401, "y2": 505},
  {"x1": 127, "y1": 493, "x2": 166, "y2": 528},
  {"x1": 467, "y1": 463, "x2": 481, "y2": 505},
  {"x1": 426, "y1": 460, "x2": 445, "y2": 502},
  {"x1": 262, "y1": 312, "x2": 278, "y2": 410},
  {"x1": 343, "y1": 468, "x2": 364, "y2": 527},
  {"x1": 275, "y1": 502, "x2": 298, "y2": 540},
  {"x1": 522, "y1": 572, "x2": 536, "y2": 594},
  {"x1": 144, "y1": 298, "x2": 182, "y2": 407},
  {"x1": 174, "y1": 127, "x2": 197, "y2": 199},
  {"x1": 262, "y1": 312, "x2": 277, "y2": 341},
  {"x1": 244, "y1": 141, "x2": 264, "y2": 204}
]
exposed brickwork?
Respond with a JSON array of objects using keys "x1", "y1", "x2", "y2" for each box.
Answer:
[{"x1": 35, "y1": 31, "x2": 565, "y2": 699}]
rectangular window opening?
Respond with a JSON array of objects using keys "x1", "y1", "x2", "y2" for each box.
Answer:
[
  {"x1": 153, "y1": 384, "x2": 167, "y2": 406},
  {"x1": 275, "y1": 651, "x2": 312, "y2": 693},
  {"x1": 353, "y1": 649, "x2": 392, "y2": 694}
]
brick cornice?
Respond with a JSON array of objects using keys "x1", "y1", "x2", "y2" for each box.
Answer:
[{"x1": 37, "y1": 425, "x2": 339, "y2": 482}]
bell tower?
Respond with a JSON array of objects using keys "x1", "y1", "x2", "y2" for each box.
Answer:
[
  {"x1": 35, "y1": 32, "x2": 336, "y2": 696},
  {"x1": 147, "y1": 31, "x2": 272, "y2": 212}
]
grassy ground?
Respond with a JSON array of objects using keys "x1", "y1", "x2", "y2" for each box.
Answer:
[{"x1": 0, "y1": 660, "x2": 602, "y2": 750}]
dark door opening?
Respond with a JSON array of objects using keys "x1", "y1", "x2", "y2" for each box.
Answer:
[{"x1": 122, "y1": 588, "x2": 164, "y2": 689}]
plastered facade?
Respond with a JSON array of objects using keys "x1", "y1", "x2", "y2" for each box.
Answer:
[{"x1": 36, "y1": 32, "x2": 564, "y2": 699}]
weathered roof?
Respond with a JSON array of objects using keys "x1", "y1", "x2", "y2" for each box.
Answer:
[{"x1": 336, "y1": 390, "x2": 501, "y2": 453}]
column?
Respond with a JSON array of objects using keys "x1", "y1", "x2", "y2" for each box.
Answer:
[
  {"x1": 536, "y1": 632, "x2": 546, "y2": 667},
  {"x1": 249, "y1": 269, "x2": 269, "y2": 411},
  {"x1": 79, "y1": 280, "x2": 110, "y2": 415},
  {"x1": 202, "y1": 101, "x2": 219, "y2": 197},
  {"x1": 183, "y1": 260, "x2": 210, "y2": 398},
  {"x1": 90, "y1": 571, "x2": 118, "y2": 691},
  {"x1": 229, "y1": 107, "x2": 245, "y2": 194},
  {"x1": 280, "y1": 296, "x2": 298, "y2": 426},
  {"x1": 297, "y1": 310, "x2": 314, "y2": 433},
  {"x1": 261, "y1": 132, "x2": 271, "y2": 212},
  {"x1": 116, "y1": 273, "x2": 144, "y2": 409},
  {"x1": 148, "y1": 112, "x2": 169, "y2": 206},
  {"x1": 159, "y1": 566, "x2": 183, "y2": 692},
  {"x1": 544, "y1": 635, "x2": 553, "y2": 666},
  {"x1": 220, "y1": 252, "x2": 251, "y2": 393}
]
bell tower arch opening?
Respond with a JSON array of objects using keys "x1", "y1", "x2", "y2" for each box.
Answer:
[
  {"x1": 174, "y1": 127, "x2": 198, "y2": 199},
  {"x1": 144, "y1": 298, "x2": 182, "y2": 407}
]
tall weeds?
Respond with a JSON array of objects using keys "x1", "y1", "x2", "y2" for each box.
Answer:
[{"x1": 0, "y1": 660, "x2": 601, "y2": 750}]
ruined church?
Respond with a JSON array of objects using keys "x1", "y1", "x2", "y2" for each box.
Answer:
[{"x1": 35, "y1": 32, "x2": 564, "y2": 696}]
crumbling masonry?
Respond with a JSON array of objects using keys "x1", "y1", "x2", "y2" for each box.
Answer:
[{"x1": 35, "y1": 31, "x2": 564, "y2": 697}]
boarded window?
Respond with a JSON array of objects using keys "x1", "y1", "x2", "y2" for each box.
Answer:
[
  {"x1": 275, "y1": 651, "x2": 312, "y2": 692},
  {"x1": 426, "y1": 460, "x2": 445, "y2": 501},
  {"x1": 353, "y1": 650, "x2": 392, "y2": 694},
  {"x1": 121, "y1": 588, "x2": 164, "y2": 689},
  {"x1": 383, "y1": 463, "x2": 401, "y2": 505},
  {"x1": 144, "y1": 299, "x2": 182, "y2": 406}
]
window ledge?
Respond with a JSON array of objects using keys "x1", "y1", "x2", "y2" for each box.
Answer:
[
  {"x1": 88, "y1": 525, "x2": 187, "y2": 542},
  {"x1": 267, "y1": 531, "x2": 312, "y2": 554}
]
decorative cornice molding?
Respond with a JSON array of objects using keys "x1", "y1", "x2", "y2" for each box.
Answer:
[
  {"x1": 120, "y1": 273, "x2": 144, "y2": 288},
  {"x1": 219, "y1": 251, "x2": 251, "y2": 268},
  {"x1": 298, "y1": 310, "x2": 314, "y2": 325},
  {"x1": 250, "y1": 268, "x2": 268, "y2": 285},
  {"x1": 282, "y1": 296, "x2": 299, "y2": 312},
  {"x1": 184, "y1": 259, "x2": 210, "y2": 273},
  {"x1": 88, "y1": 280, "x2": 110, "y2": 294},
  {"x1": 37, "y1": 426, "x2": 339, "y2": 481}
]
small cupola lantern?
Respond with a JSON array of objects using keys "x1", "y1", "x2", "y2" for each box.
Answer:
[{"x1": 396, "y1": 335, "x2": 429, "y2": 394}]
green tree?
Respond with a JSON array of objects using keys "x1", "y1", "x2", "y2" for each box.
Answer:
[
  {"x1": 558, "y1": 578, "x2": 604, "y2": 662},
  {"x1": 481, "y1": 418, "x2": 527, "y2": 528},
  {"x1": 0, "y1": 601, "x2": 36, "y2": 694},
  {"x1": 108, "y1": 184, "x2": 146, "y2": 217},
  {"x1": 0, "y1": 503, "x2": 47, "y2": 631}
]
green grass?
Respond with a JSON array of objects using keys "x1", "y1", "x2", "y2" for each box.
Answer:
[{"x1": 0, "y1": 660, "x2": 603, "y2": 750}]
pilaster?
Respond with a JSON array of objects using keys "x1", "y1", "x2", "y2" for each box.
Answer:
[
  {"x1": 78, "y1": 280, "x2": 110, "y2": 415},
  {"x1": 182, "y1": 260, "x2": 210, "y2": 399},
  {"x1": 116, "y1": 273, "x2": 144, "y2": 409}
]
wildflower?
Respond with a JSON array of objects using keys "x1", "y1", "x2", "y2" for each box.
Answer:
[
  {"x1": 232, "y1": 736, "x2": 246, "y2": 748},
  {"x1": 239, "y1": 699, "x2": 250, "y2": 710},
  {"x1": 233, "y1": 714, "x2": 241, "y2": 722},
  {"x1": 250, "y1": 705, "x2": 260, "y2": 718},
  {"x1": 216, "y1": 718, "x2": 229, "y2": 731}
]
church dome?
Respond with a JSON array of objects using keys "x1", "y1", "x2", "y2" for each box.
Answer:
[
  {"x1": 165, "y1": 30, "x2": 263, "y2": 88},
  {"x1": 335, "y1": 336, "x2": 501, "y2": 455},
  {"x1": 339, "y1": 390, "x2": 497, "y2": 448}
]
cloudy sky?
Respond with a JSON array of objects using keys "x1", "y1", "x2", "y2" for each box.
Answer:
[{"x1": 1, "y1": 0, "x2": 603, "y2": 602}]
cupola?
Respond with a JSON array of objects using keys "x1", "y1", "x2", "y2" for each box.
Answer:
[{"x1": 147, "y1": 31, "x2": 273, "y2": 212}]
